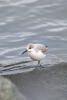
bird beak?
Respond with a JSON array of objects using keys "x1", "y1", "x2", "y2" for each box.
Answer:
[{"x1": 22, "y1": 49, "x2": 27, "y2": 54}]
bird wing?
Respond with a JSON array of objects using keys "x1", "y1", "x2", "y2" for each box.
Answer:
[{"x1": 35, "y1": 44, "x2": 47, "y2": 54}]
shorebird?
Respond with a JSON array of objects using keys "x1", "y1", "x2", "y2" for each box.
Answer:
[{"x1": 22, "y1": 43, "x2": 48, "y2": 66}]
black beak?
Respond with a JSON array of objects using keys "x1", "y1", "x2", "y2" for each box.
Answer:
[{"x1": 22, "y1": 49, "x2": 27, "y2": 54}]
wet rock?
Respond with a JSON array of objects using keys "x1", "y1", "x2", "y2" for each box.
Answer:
[{"x1": 0, "y1": 76, "x2": 26, "y2": 100}]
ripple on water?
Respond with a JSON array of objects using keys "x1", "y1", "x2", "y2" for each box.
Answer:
[
  {"x1": 28, "y1": 19, "x2": 67, "y2": 30},
  {"x1": 44, "y1": 36, "x2": 67, "y2": 41},
  {"x1": 35, "y1": 3, "x2": 60, "y2": 9},
  {"x1": 0, "y1": 0, "x2": 39, "y2": 7},
  {"x1": 48, "y1": 27, "x2": 67, "y2": 32},
  {"x1": 0, "y1": 0, "x2": 67, "y2": 76}
]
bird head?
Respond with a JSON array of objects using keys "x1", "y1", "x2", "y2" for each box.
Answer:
[{"x1": 22, "y1": 43, "x2": 34, "y2": 54}]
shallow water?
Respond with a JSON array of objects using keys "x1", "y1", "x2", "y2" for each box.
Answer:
[
  {"x1": 0, "y1": 0, "x2": 67, "y2": 100},
  {"x1": 0, "y1": 0, "x2": 67, "y2": 65}
]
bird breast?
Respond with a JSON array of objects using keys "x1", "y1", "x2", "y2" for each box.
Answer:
[{"x1": 29, "y1": 50, "x2": 46, "y2": 61}]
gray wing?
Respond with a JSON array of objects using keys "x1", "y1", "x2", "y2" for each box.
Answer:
[{"x1": 35, "y1": 44, "x2": 48, "y2": 53}]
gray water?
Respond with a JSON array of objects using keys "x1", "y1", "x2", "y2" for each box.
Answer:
[{"x1": 0, "y1": 0, "x2": 67, "y2": 100}]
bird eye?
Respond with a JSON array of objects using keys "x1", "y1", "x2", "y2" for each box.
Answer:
[
  {"x1": 29, "y1": 47, "x2": 32, "y2": 49},
  {"x1": 29, "y1": 45, "x2": 33, "y2": 49}
]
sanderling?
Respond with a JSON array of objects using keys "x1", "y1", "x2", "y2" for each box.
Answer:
[{"x1": 22, "y1": 43, "x2": 48, "y2": 66}]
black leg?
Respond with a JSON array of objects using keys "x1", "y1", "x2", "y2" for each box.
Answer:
[
  {"x1": 38, "y1": 60, "x2": 40, "y2": 65},
  {"x1": 37, "y1": 60, "x2": 45, "y2": 69}
]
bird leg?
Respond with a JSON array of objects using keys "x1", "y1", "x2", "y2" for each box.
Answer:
[
  {"x1": 38, "y1": 60, "x2": 40, "y2": 66},
  {"x1": 38, "y1": 60, "x2": 45, "y2": 69}
]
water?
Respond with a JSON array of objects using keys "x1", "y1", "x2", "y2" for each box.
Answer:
[
  {"x1": 0, "y1": 0, "x2": 67, "y2": 64},
  {"x1": 0, "y1": 0, "x2": 67, "y2": 99}
]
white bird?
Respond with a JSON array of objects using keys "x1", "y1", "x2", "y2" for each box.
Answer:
[{"x1": 22, "y1": 43, "x2": 48, "y2": 66}]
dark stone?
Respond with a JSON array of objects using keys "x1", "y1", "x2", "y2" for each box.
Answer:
[{"x1": 0, "y1": 76, "x2": 26, "y2": 100}]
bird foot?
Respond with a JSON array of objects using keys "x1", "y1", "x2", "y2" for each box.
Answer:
[{"x1": 36, "y1": 64, "x2": 45, "y2": 70}]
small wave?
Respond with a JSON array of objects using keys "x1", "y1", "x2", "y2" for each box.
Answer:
[
  {"x1": 36, "y1": 3, "x2": 60, "y2": 9},
  {"x1": 0, "y1": 0, "x2": 39, "y2": 7},
  {"x1": 0, "y1": 0, "x2": 38, "y2": 7},
  {"x1": 9, "y1": 38, "x2": 25, "y2": 42},
  {"x1": 0, "y1": 22, "x2": 7, "y2": 26},
  {"x1": 28, "y1": 19, "x2": 67, "y2": 30},
  {"x1": 28, "y1": 24, "x2": 48, "y2": 29},
  {"x1": 0, "y1": 16, "x2": 16, "y2": 27},
  {"x1": 45, "y1": 36, "x2": 67, "y2": 41},
  {"x1": 45, "y1": 54, "x2": 64, "y2": 64},
  {"x1": 45, "y1": 20, "x2": 67, "y2": 27},
  {"x1": 10, "y1": 0, "x2": 39, "y2": 6},
  {"x1": 16, "y1": 32, "x2": 36, "y2": 37},
  {"x1": 6, "y1": 16, "x2": 16, "y2": 22},
  {"x1": 48, "y1": 27, "x2": 67, "y2": 32},
  {"x1": 0, "y1": 47, "x2": 24, "y2": 56}
]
